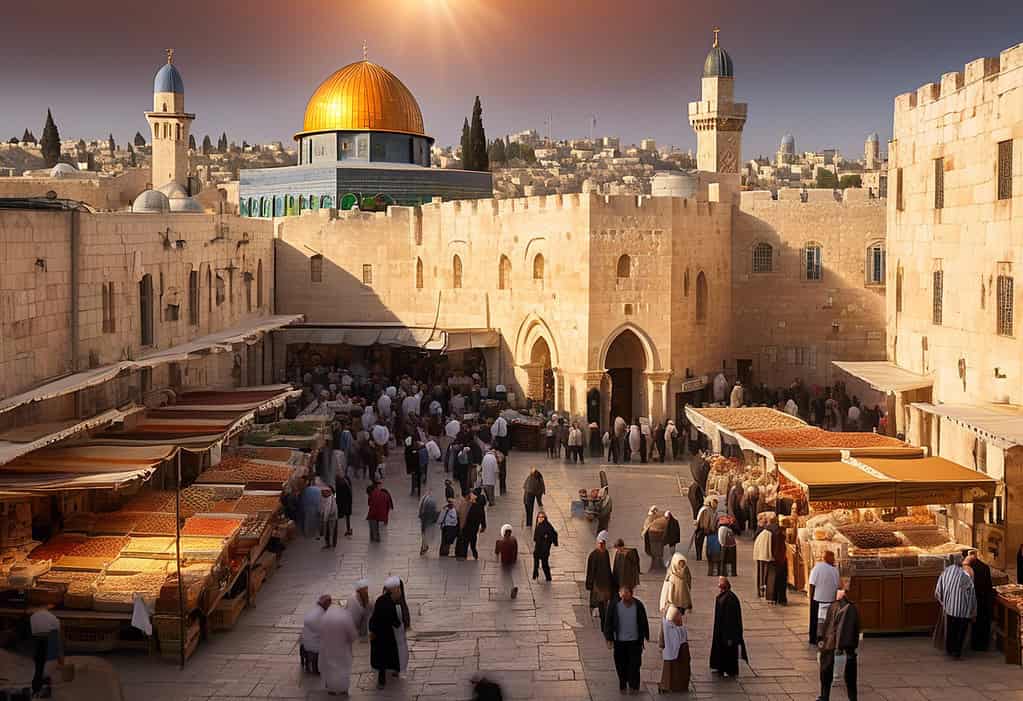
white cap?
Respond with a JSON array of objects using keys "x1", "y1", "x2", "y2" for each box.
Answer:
[
  {"x1": 501, "y1": 524, "x2": 512, "y2": 535},
  {"x1": 355, "y1": 578, "x2": 369, "y2": 590},
  {"x1": 596, "y1": 530, "x2": 609, "y2": 543},
  {"x1": 384, "y1": 576, "x2": 401, "y2": 589}
]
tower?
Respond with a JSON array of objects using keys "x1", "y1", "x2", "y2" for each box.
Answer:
[
  {"x1": 145, "y1": 49, "x2": 194, "y2": 190},
  {"x1": 687, "y1": 28, "x2": 747, "y2": 173},
  {"x1": 865, "y1": 132, "x2": 880, "y2": 170},
  {"x1": 776, "y1": 133, "x2": 795, "y2": 167}
]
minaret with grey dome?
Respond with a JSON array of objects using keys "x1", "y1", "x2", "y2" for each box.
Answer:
[
  {"x1": 688, "y1": 28, "x2": 747, "y2": 173},
  {"x1": 864, "y1": 132, "x2": 880, "y2": 170},
  {"x1": 145, "y1": 49, "x2": 194, "y2": 191}
]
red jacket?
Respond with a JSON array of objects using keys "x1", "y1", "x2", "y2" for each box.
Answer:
[
  {"x1": 495, "y1": 536, "x2": 518, "y2": 565},
  {"x1": 367, "y1": 487, "x2": 393, "y2": 523}
]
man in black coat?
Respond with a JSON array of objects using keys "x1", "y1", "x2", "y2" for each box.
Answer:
[
  {"x1": 965, "y1": 550, "x2": 994, "y2": 651},
  {"x1": 459, "y1": 492, "x2": 487, "y2": 560},
  {"x1": 334, "y1": 471, "x2": 354, "y2": 537},
  {"x1": 710, "y1": 577, "x2": 745, "y2": 678},
  {"x1": 369, "y1": 579, "x2": 404, "y2": 689},
  {"x1": 405, "y1": 439, "x2": 422, "y2": 497},
  {"x1": 603, "y1": 585, "x2": 650, "y2": 693},
  {"x1": 817, "y1": 589, "x2": 860, "y2": 701}
]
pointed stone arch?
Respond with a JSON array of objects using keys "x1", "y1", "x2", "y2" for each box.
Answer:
[{"x1": 597, "y1": 322, "x2": 661, "y2": 373}]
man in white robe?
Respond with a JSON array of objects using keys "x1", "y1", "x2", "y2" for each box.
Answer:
[
  {"x1": 347, "y1": 579, "x2": 371, "y2": 638},
  {"x1": 319, "y1": 605, "x2": 357, "y2": 695},
  {"x1": 300, "y1": 595, "x2": 331, "y2": 673}
]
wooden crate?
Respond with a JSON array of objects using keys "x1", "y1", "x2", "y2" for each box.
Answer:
[
  {"x1": 209, "y1": 593, "x2": 247, "y2": 632},
  {"x1": 63, "y1": 620, "x2": 121, "y2": 653}
]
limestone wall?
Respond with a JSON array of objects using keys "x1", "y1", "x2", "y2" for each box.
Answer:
[
  {"x1": 0, "y1": 168, "x2": 150, "y2": 210},
  {"x1": 889, "y1": 42, "x2": 1023, "y2": 405},
  {"x1": 731, "y1": 191, "x2": 887, "y2": 387},
  {"x1": 0, "y1": 208, "x2": 275, "y2": 403}
]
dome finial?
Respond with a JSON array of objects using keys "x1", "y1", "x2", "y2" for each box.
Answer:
[
  {"x1": 712, "y1": 27, "x2": 720, "y2": 48},
  {"x1": 363, "y1": 40, "x2": 368, "y2": 61},
  {"x1": 166, "y1": 48, "x2": 174, "y2": 64}
]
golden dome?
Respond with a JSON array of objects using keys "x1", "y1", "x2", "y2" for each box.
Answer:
[{"x1": 297, "y1": 60, "x2": 426, "y2": 139}]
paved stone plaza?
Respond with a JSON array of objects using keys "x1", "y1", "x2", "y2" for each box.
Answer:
[{"x1": 104, "y1": 451, "x2": 1021, "y2": 701}]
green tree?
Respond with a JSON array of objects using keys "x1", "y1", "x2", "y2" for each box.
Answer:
[
  {"x1": 839, "y1": 173, "x2": 862, "y2": 189},
  {"x1": 468, "y1": 96, "x2": 488, "y2": 172},
  {"x1": 40, "y1": 109, "x2": 60, "y2": 168},
  {"x1": 815, "y1": 167, "x2": 839, "y2": 189},
  {"x1": 488, "y1": 137, "x2": 506, "y2": 165},
  {"x1": 133, "y1": 131, "x2": 146, "y2": 147},
  {"x1": 108, "y1": 133, "x2": 116, "y2": 154},
  {"x1": 505, "y1": 141, "x2": 520, "y2": 161},
  {"x1": 460, "y1": 118, "x2": 471, "y2": 169},
  {"x1": 202, "y1": 135, "x2": 212, "y2": 155}
]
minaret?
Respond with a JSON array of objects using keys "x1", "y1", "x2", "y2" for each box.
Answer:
[
  {"x1": 145, "y1": 49, "x2": 195, "y2": 190},
  {"x1": 687, "y1": 28, "x2": 747, "y2": 173},
  {"x1": 865, "y1": 132, "x2": 880, "y2": 170}
]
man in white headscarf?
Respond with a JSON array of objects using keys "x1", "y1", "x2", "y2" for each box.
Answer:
[
  {"x1": 319, "y1": 602, "x2": 357, "y2": 694},
  {"x1": 658, "y1": 605, "x2": 691, "y2": 693},
  {"x1": 300, "y1": 595, "x2": 331, "y2": 673},
  {"x1": 347, "y1": 580, "x2": 371, "y2": 639}
]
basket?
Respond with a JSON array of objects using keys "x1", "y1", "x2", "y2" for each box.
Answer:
[{"x1": 209, "y1": 592, "x2": 247, "y2": 631}]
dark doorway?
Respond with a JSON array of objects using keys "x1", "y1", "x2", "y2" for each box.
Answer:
[
  {"x1": 737, "y1": 359, "x2": 753, "y2": 387},
  {"x1": 608, "y1": 368, "x2": 632, "y2": 425},
  {"x1": 586, "y1": 388, "x2": 601, "y2": 424}
]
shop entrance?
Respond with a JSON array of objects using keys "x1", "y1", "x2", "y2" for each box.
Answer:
[
  {"x1": 528, "y1": 337, "x2": 554, "y2": 409},
  {"x1": 605, "y1": 329, "x2": 647, "y2": 424}
]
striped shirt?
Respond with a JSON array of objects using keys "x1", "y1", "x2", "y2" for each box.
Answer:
[{"x1": 935, "y1": 564, "x2": 977, "y2": 619}]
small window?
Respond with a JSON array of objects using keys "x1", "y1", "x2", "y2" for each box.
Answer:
[
  {"x1": 452, "y1": 255, "x2": 463, "y2": 288},
  {"x1": 175, "y1": 124, "x2": 181, "y2": 141},
  {"x1": 998, "y1": 140, "x2": 1013, "y2": 200},
  {"x1": 616, "y1": 254, "x2": 631, "y2": 278},
  {"x1": 362, "y1": 264, "x2": 373, "y2": 285},
  {"x1": 188, "y1": 270, "x2": 199, "y2": 325},
  {"x1": 997, "y1": 274, "x2": 1014, "y2": 337},
  {"x1": 934, "y1": 157, "x2": 944, "y2": 210},
  {"x1": 896, "y1": 168, "x2": 904, "y2": 211},
  {"x1": 895, "y1": 265, "x2": 903, "y2": 313},
  {"x1": 139, "y1": 274, "x2": 153, "y2": 346},
  {"x1": 310, "y1": 254, "x2": 323, "y2": 283},
  {"x1": 206, "y1": 267, "x2": 212, "y2": 313},
  {"x1": 752, "y1": 243, "x2": 773, "y2": 273},
  {"x1": 498, "y1": 255, "x2": 511, "y2": 290},
  {"x1": 245, "y1": 275, "x2": 252, "y2": 312},
  {"x1": 695, "y1": 271, "x2": 707, "y2": 322},
  {"x1": 532, "y1": 253, "x2": 545, "y2": 280},
  {"x1": 165, "y1": 304, "x2": 179, "y2": 322},
  {"x1": 256, "y1": 260, "x2": 264, "y2": 308},
  {"x1": 624, "y1": 303, "x2": 634, "y2": 316},
  {"x1": 215, "y1": 274, "x2": 226, "y2": 305},
  {"x1": 803, "y1": 242, "x2": 822, "y2": 281},
  {"x1": 867, "y1": 243, "x2": 886, "y2": 285},
  {"x1": 683, "y1": 269, "x2": 690, "y2": 297},
  {"x1": 101, "y1": 282, "x2": 116, "y2": 333},
  {"x1": 932, "y1": 270, "x2": 943, "y2": 325},
  {"x1": 416, "y1": 258, "x2": 424, "y2": 289}
]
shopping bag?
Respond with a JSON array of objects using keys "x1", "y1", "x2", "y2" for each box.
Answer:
[{"x1": 833, "y1": 652, "x2": 845, "y2": 683}]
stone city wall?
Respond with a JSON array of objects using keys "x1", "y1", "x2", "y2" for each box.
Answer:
[{"x1": 0, "y1": 168, "x2": 150, "y2": 210}]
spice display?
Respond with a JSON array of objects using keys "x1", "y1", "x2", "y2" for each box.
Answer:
[
  {"x1": 196, "y1": 462, "x2": 294, "y2": 485},
  {"x1": 182, "y1": 516, "x2": 243, "y2": 538},
  {"x1": 89, "y1": 511, "x2": 140, "y2": 535},
  {"x1": 30, "y1": 535, "x2": 128, "y2": 562},
  {"x1": 124, "y1": 537, "x2": 175, "y2": 557},
  {"x1": 62, "y1": 513, "x2": 97, "y2": 533},
  {"x1": 38, "y1": 570, "x2": 100, "y2": 591},
  {"x1": 232, "y1": 495, "x2": 282, "y2": 514},
  {"x1": 131, "y1": 513, "x2": 180, "y2": 536},
  {"x1": 837, "y1": 523, "x2": 901, "y2": 549},
  {"x1": 692, "y1": 407, "x2": 805, "y2": 431},
  {"x1": 95, "y1": 572, "x2": 169, "y2": 602},
  {"x1": 237, "y1": 514, "x2": 269, "y2": 539},
  {"x1": 740, "y1": 427, "x2": 904, "y2": 449},
  {"x1": 176, "y1": 486, "x2": 220, "y2": 516},
  {"x1": 120, "y1": 491, "x2": 176, "y2": 513},
  {"x1": 210, "y1": 499, "x2": 239, "y2": 513},
  {"x1": 897, "y1": 529, "x2": 950, "y2": 548},
  {"x1": 51, "y1": 556, "x2": 112, "y2": 570},
  {"x1": 107, "y1": 557, "x2": 171, "y2": 574}
]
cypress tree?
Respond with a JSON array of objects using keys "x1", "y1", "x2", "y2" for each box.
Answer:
[
  {"x1": 460, "y1": 118, "x2": 471, "y2": 170},
  {"x1": 468, "y1": 97, "x2": 488, "y2": 172},
  {"x1": 188, "y1": 134, "x2": 196, "y2": 151},
  {"x1": 40, "y1": 109, "x2": 60, "y2": 168},
  {"x1": 218, "y1": 132, "x2": 228, "y2": 152},
  {"x1": 127, "y1": 144, "x2": 136, "y2": 166},
  {"x1": 202, "y1": 135, "x2": 212, "y2": 155},
  {"x1": 488, "y1": 137, "x2": 506, "y2": 165},
  {"x1": 134, "y1": 131, "x2": 146, "y2": 147},
  {"x1": 108, "y1": 133, "x2": 116, "y2": 154},
  {"x1": 21, "y1": 128, "x2": 33, "y2": 143}
]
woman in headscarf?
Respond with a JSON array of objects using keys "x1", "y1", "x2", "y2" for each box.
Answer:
[
  {"x1": 319, "y1": 604, "x2": 358, "y2": 695},
  {"x1": 585, "y1": 530, "x2": 615, "y2": 631},
  {"x1": 642, "y1": 506, "x2": 669, "y2": 572},
  {"x1": 660, "y1": 553, "x2": 693, "y2": 615},
  {"x1": 659, "y1": 605, "x2": 691, "y2": 693},
  {"x1": 532, "y1": 511, "x2": 559, "y2": 582}
]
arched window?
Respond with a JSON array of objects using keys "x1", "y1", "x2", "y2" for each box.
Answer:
[
  {"x1": 188, "y1": 270, "x2": 199, "y2": 326},
  {"x1": 683, "y1": 268, "x2": 690, "y2": 297},
  {"x1": 161, "y1": 102, "x2": 167, "y2": 112},
  {"x1": 498, "y1": 255, "x2": 511, "y2": 290},
  {"x1": 866, "y1": 241, "x2": 885, "y2": 284},
  {"x1": 695, "y1": 271, "x2": 708, "y2": 323},
  {"x1": 310, "y1": 254, "x2": 323, "y2": 283},
  {"x1": 245, "y1": 273, "x2": 252, "y2": 312},
  {"x1": 416, "y1": 258, "x2": 424, "y2": 289},
  {"x1": 310, "y1": 194, "x2": 319, "y2": 210},
  {"x1": 752, "y1": 242, "x2": 773, "y2": 273},
  {"x1": 616, "y1": 254, "x2": 631, "y2": 278},
  {"x1": 452, "y1": 255, "x2": 463, "y2": 289},
  {"x1": 285, "y1": 195, "x2": 295, "y2": 216},
  {"x1": 139, "y1": 274, "x2": 154, "y2": 346},
  {"x1": 175, "y1": 124, "x2": 181, "y2": 141},
  {"x1": 803, "y1": 242, "x2": 823, "y2": 281},
  {"x1": 274, "y1": 196, "x2": 284, "y2": 217},
  {"x1": 533, "y1": 253, "x2": 545, "y2": 280},
  {"x1": 256, "y1": 260, "x2": 264, "y2": 308}
]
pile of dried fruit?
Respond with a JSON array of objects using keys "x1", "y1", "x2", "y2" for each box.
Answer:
[
  {"x1": 31, "y1": 535, "x2": 128, "y2": 562},
  {"x1": 838, "y1": 523, "x2": 901, "y2": 549},
  {"x1": 237, "y1": 514, "x2": 269, "y2": 538},
  {"x1": 131, "y1": 513, "x2": 180, "y2": 536},
  {"x1": 120, "y1": 491, "x2": 175, "y2": 513},
  {"x1": 177, "y1": 486, "x2": 219, "y2": 516},
  {"x1": 196, "y1": 462, "x2": 294, "y2": 485},
  {"x1": 898, "y1": 529, "x2": 950, "y2": 548},
  {"x1": 181, "y1": 516, "x2": 243, "y2": 538},
  {"x1": 232, "y1": 494, "x2": 282, "y2": 514},
  {"x1": 89, "y1": 511, "x2": 140, "y2": 535},
  {"x1": 37, "y1": 570, "x2": 102, "y2": 591},
  {"x1": 95, "y1": 572, "x2": 168, "y2": 600},
  {"x1": 124, "y1": 537, "x2": 175, "y2": 557},
  {"x1": 740, "y1": 427, "x2": 904, "y2": 449},
  {"x1": 692, "y1": 408, "x2": 805, "y2": 431}
]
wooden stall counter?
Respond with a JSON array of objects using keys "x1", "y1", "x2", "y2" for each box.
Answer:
[{"x1": 847, "y1": 570, "x2": 940, "y2": 633}]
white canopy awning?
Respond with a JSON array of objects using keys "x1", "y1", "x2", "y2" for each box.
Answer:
[
  {"x1": 912, "y1": 402, "x2": 1023, "y2": 449},
  {"x1": 276, "y1": 325, "x2": 500, "y2": 352},
  {"x1": 831, "y1": 361, "x2": 933, "y2": 393},
  {"x1": 0, "y1": 406, "x2": 139, "y2": 467},
  {"x1": 0, "y1": 315, "x2": 303, "y2": 416}
]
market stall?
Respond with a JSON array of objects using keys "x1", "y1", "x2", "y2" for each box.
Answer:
[{"x1": 775, "y1": 456, "x2": 996, "y2": 633}]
